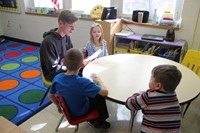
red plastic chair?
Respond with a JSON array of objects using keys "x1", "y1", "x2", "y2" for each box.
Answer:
[
  {"x1": 55, "y1": 94, "x2": 99, "y2": 133},
  {"x1": 84, "y1": 50, "x2": 88, "y2": 58}
]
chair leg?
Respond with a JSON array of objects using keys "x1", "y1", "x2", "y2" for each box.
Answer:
[
  {"x1": 182, "y1": 102, "x2": 191, "y2": 117},
  {"x1": 87, "y1": 122, "x2": 97, "y2": 132},
  {"x1": 74, "y1": 124, "x2": 79, "y2": 133},
  {"x1": 55, "y1": 114, "x2": 65, "y2": 132},
  {"x1": 129, "y1": 111, "x2": 137, "y2": 132},
  {"x1": 38, "y1": 86, "x2": 50, "y2": 107}
]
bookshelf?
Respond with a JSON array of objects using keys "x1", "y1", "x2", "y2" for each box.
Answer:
[{"x1": 114, "y1": 34, "x2": 187, "y2": 62}]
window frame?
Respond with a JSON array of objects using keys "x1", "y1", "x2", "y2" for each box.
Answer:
[
  {"x1": 26, "y1": 0, "x2": 184, "y2": 22},
  {"x1": 120, "y1": 0, "x2": 184, "y2": 21}
]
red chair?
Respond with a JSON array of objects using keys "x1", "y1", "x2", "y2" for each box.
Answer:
[
  {"x1": 55, "y1": 94, "x2": 99, "y2": 133},
  {"x1": 84, "y1": 50, "x2": 88, "y2": 58}
]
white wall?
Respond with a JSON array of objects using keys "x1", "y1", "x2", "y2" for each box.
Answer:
[
  {"x1": 0, "y1": 13, "x2": 3, "y2": 35},
  {"x1": 0, "y1": 0, "x2": 93, "y2": 48},
  {"x1": 0, "y1": 0, "x2": 200, "y2": 49}
]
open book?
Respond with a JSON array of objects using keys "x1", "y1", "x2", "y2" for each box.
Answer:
[{"x1": 84, "y1": 49, "x2": 103, "y2": 61}]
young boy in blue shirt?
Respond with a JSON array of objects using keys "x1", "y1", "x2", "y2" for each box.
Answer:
[{"x1": 48, "y1": 48, "x2": 110, "y2": 129}]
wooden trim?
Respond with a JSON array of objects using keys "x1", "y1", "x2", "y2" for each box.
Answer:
[
  {"x1": 25, "y1": 12, "x2": 59, "y2": 17},
  {"x1": 24, "y1": 12, "x2": 179, "y2": 30},
  {"x1": 25, "y1": 12, "x2": 97, "y2": 21}
]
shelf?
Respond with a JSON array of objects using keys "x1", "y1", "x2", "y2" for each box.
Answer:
[
  {"x1": 25, "y1": 12, "x2": 98, "y2": 21},
  {"x1": 122, "y1": 19, "x2": 180, "y2": 30},
  {"x1": 114, "y1": 34, "x2": 187, "y2": 62},
  {"x1": 25, "y1": 12, "x2": 59, "y2": 17}
]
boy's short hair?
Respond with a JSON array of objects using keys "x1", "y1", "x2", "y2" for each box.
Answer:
[
  {"x1": 58, "y1": 10, "x2": 78, "y2": 24},
  {"x1": 64, "y1": 48, "x2": 83, "y2": 71},
  {"x1": 152, "y1": 64, "x2": 182, "y2": 93}
]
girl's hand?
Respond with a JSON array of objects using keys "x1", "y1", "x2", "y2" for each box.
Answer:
[{"x1": 82, "y1": 60, "x2": 91, "y2": 68}]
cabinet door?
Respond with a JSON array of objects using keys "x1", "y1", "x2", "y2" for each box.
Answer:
[{"x1": 192, "y1": 8, "x2": 200, "y2": 50}]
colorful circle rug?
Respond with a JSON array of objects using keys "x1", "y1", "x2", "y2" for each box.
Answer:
[{"x1": 0, "y1": 40, "x2": 51, "y2": 125}]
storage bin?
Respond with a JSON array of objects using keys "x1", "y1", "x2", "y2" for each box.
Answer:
[
  {"x1": 115, "y1": 47, "x2": 128, "y2": 53},
  {"x1": 129, "y1": 49, "x2": 142, "y2": 54},
  {"x1": 158, "y1": 54, "x2": 176, "y2": 61}
]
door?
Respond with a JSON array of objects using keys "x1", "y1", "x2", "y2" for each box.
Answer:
[{"x1": 192, "y1": 8, "x2": 200, "y2": 50}]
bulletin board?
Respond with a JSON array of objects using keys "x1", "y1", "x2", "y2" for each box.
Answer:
[{"x1": 0, "y1": 0, "x2": 20, "y2": 13}]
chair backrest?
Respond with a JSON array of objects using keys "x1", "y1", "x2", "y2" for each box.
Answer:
[
  {"x1": 57, "y1": 94, "x2": 74, "y2": 123},
  {"x1": 39, "y1": 55, "x2": 52, "y2": 87},
  {"x1": 181, "y1": 50, "x2": 200, "y2": 77},
  {"x1": 84, "y1": 50, "x2": 88, "y2": 58},
  {"x1": 57, "y1": 94, "x2": 99, "y2": 125},
  {"x1": 41, "y1": 72, "x2": 52, "y2": 87}
]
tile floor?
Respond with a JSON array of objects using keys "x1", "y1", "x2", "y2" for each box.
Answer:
[{"x1": 19, "y1": 95, "x2": 200, "y2": 133}]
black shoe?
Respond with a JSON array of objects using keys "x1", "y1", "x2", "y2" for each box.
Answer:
[{"x1": 93, "y1": 121, "x2": 111, "y2": 130}]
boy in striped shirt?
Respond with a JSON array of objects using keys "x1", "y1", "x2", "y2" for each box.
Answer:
[{"x1": 126, "y1": 64, "x2": 182, "y2": 133}]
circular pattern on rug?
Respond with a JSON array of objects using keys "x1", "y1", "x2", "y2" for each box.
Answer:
[
  {"x1": 22, "y1": 47, "x2": 37, "y2": 52},
  {"x1": 0, "y1": 80, "x2": 19, "y2": 91},
  {"x1": 21, "y1": 56, "x2": 38, "y2": 63},
  {"x1": 0, "y1": 57, "x2": 2, "y2": 62},
  {"x1": 0, "y1": 47, "x2": 6, "y2": 52},
  {"x1": 0, "y1": 105, "x2": 18, "y2": 120},
  {"x1": 0, "y1": 63, "x2": 20, "y2": 70},
  {"x1": 8, "y1": 43, "x2": 22, "y2": 48},
  {"x1": 4, "y1": 51, "x2": 21, "y2": 57},
  {"x1": 20, "y1": 70, "x2": 41, "y2": 79},
  {"x1": 19, "y1": 90, "x2": 45, "y2": 104}
]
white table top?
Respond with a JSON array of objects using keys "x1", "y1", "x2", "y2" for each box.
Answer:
[{"x1": 83, "y1": 54, "x2": 200, "y2": 104}]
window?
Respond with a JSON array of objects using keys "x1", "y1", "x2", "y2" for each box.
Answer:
[
  {"x1": 26, "y1": 0, "x2": 184, "y2": 23},
  {"x1": 122, "y1": 0, "x2": 184, "y2": 21},
  {"x1": 33, "y1": 0, "x2": 63, "y2": 9},
  {"x1": 71, "y1": 0, "x2": 110, "y2": 14}
]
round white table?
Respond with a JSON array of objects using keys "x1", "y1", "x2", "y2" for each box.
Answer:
[
  {"x1": 83, "y1": 54, "x2": 200, "y2": 131},
  {"x1": 83, "y1": 54, "x2": 200, "y2": 104}
]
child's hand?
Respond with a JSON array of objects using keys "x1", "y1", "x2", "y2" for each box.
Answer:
[
  {"x1": 132, "y1": 91, "x2": 144, "y2": 97},
  {"x1": 90, "y1": 73, "x2": 101, "y2": 83},
  {"x1": 61, "y1": 58, "x2": 64, "y2": 65},
  {"x1": 82, "y1": 60, "x2": 91, "y2": 68}
]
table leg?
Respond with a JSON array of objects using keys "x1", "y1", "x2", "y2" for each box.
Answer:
[{"x1": 128, "y1": 111, "x2": 137, "y2": 132}]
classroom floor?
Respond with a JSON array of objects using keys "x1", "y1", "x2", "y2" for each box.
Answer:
[{"x1": 19, "y1": 95, "x2": 200, "y2": 133}]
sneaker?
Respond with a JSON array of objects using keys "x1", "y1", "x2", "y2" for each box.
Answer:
[{"x1": 93, "y1": 120, "x2": 111, "y2": 129}]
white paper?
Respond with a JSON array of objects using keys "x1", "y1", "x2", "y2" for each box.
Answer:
[
  {"x1": 84, "y1": 49, "x2": 103, "y2": 61},
  {"x1": 115, "y1": 30, "x2": 133, "y2": 37}
]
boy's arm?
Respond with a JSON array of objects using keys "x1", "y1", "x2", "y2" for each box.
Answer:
[
  {"x1": 91, "y1": 73, "x2": 108, "y2": 96},
  {"x1": 48, "y1": 93, "x2": 62, "y2": 114},
  {"x1": 96, "y1": 81, "x2": 108, "y2": 96},
  {"x1": 125, "y1": 93, "x2": 142, "y2": 111}
]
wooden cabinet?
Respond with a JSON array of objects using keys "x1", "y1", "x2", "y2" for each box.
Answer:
[
  {"x1": 95, "y1": 19, "x2": 122, "y2": 55},
  {"x1": 114, "y1": 34, "x2": 187, "y2": 62}
]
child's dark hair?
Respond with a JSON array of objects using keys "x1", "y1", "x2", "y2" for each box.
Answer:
[
  {"x1": 152, "y1": 64, "x2": 182, "y2": 93},
  {"x1": 64, "y1": 48, "x2": 83, "y2": 71}
]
